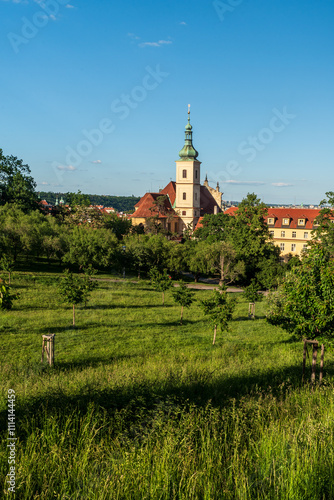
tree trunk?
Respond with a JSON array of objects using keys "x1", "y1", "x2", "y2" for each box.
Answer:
[
  {"x1": 73, "y1": 304, "x2": 75, "y2": 326},
  {"x1": 212, "y1": 324, "x2": 217, "y2": 345},
  {"x1": 162, "y1": 291, "x2": 165, "y2": 305},
  {"x1": 8, "y1": 272, "x2": 11, "y2": 285},
  {"x1": 195, "y1": 274, "x2": 199, "y2": 283},
  {"x1": 180, "y1": 305, "x2": 183, "y2": 325}
]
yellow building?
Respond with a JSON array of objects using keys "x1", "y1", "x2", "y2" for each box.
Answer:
[{"x1": 225, "y1": 206, "x2": 321, "y2": 257}]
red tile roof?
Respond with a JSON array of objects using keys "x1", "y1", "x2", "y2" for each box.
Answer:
[
  {"x1": 160, "y1": 181, "x2": 176, "y2": 206},
  {"x1": 131, "y1": 192, "x2": 175, "y2": 219},
  {"x1": 226, "y1": 206, "x2": 322, "y2": 229}
]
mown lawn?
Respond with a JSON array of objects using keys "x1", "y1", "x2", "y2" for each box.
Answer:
[{"x1": 1, "y1": 271, "x2": 334, "y2": 499}]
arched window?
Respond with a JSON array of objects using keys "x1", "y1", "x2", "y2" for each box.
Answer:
[
  {"x1": 183, "y1": 192, "x2": 186, "y2": 200},
  {"x1": 182, "y1": 170, "x2": 187, "y2": 178}
]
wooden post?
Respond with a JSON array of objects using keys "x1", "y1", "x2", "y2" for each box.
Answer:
[
  {"x1": 302, "y1": 340, "x2": 307, "y2": 382},
  {"x1": 311, "y1": 343, "x2": 318, "y2": 383},
  {"x1": 41, "y1": 334, "x2": 55, "y2": 366},
  {"x1": 248, "y1": 303, "x2": 255, "y2": 319},
  {"x1": 213, "y1": 324, "x2": 217, "y2": 345},
  {"x1": 319, "y1": 344, "x2": 325, "y2": 383}
]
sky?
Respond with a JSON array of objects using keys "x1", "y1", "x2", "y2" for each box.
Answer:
[{"x1": 1, "y1": 0, "x2": 334, "y2": 205}]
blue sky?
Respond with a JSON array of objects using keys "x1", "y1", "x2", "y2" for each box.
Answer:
[{"x1": 1, "y1": 0, "x2": 333, "y2": 204}]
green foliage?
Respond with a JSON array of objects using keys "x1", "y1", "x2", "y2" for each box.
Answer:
[
  {"x1": 62, "y1": 226, "x2": 118, "y2": 270},
  {"x1": 312, "y1": 191, "x2": 334, "y2": 255},
  {"x1": 244, "y1": 279, "x2": 263, "y2": 303},
  {"x1": 172, "y1": 281, "x2": 195, "y2": 324},
  {"x1": 201, "y1": 287, "x2": 236, "y2": 343},
  {"x1": 0, "y1": 254, "x2": 15, "y2": 283},
  {"x1": 65, "y1": 190, "x2": 90, "y2": 208},
  {"x1": 149, "y1": 267, "x2": 173, "y2": 305},
  {"x1": 125, "y1": 234, "x2": 171, "y2": 276},
  {"x1": 266, "y1": 244, "x2": 334, "y2": 340},
  {"x1": 103, "y1": 212, "x2": 132, "y2": 240},
  {"x1": 194, "y1": 212, "x2": 231, "y2": 242},
  {"x1": 0, "y1": 278, "x2": 18, "y2": 310},
  {"x1": 0, "y1": 149, "x2": 37, "y2": 211},
  {"x1": 194, "y1": 193, "x2": 280, "y2": 287},
  {"x1": 58, "y1": 269, "x2": 97, "y2": 325}
]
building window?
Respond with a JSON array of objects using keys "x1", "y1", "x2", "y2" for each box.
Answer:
[
  {"x1": 283, "y1": 218, "x2": 290, "y2": 225},
  {"x1": 292, "y1": 231, "x2": 296, "y2": 238},
  {"x1": 298, "y1": 219, "x2": 305, "y2": 226},
  {"x1": 304, "y1": 232, "x2": 308, "y2": 239},
  {"x1": 269, "y1": 230, "x2": 274, "y2": 237},
  {"x1": 281, "y1": 231, "x2": 285, "y2": 237},
  {"x1": 303, "y1": 244, "x2": 308, "y2": 250},
  {"x1": 182, "y1": 211, "x2": 186, "y2": 216},
  {"x1": 183, "y1": 192, "x2": 186, "y2": 200},
  {"x1": 291, "y1": 244, "x2": 296, "y2": 251},
  {"x1": 267, "y1": 218, "x2": 274, "y2": 224},
  {"x1": 182, "y1": 170, "x2": 187, "y2": 179},
  {"x1": 167, "y1": 223, "x2": 171, "y2": 232},
  {"x1": 280, "y1": 243, "x2": 285, "y2": 251},
  {"x1": 174, "y1": 222, "x2": 178, "y2": 232},
  {"x1": 195, "y1": 170, "x2": 198, "y2": 179}
]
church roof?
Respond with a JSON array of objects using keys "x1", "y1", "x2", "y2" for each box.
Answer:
[
  {"x1": 199, "y1": 185, "x2": 221, "y2": 215},
  {"x1": 131, "y1": 191, "x2": 175, "y2": 219}
]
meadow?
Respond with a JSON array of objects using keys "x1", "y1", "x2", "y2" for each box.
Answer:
[{"x1": 1, "y1": 269, "x2": 334, "y2": 499}]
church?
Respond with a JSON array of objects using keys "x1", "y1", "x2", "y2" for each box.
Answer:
[{"x1": 131, "y1": 107, "x2": 223, "y2": 234}]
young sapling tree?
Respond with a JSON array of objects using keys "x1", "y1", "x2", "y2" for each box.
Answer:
[
  {"x1": 0, "y1": 278, "x2": 18, "y2": 310},
  {"x1": 172, "y1": 281, "x2": 195, "y2": 325},
  {"x1": 149, "y1": 267, "x2": 173, "y2": 305},
  {"x1": 58, "y1": 269, "x2": 97, "y2": 326},
  {"x1": 201, "y1": 287, "x2": 236, "y2": 345},
  {"x1": 0, "y1": 255, "x2": 15, "y2": 284}
]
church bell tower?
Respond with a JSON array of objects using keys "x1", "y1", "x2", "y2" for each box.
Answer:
[{"x1": 175, "y1": 106, "x2": 201, "y2": 233}]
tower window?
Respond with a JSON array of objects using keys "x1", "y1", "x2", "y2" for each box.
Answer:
[
  {"x1": 183, "y1": 192, "x2": 186, "y2": 200},
  {"x1": 182, "y1": 211, "x2": 186, "y2": 216},
  {"x1": 182, "y1": 170, "x2": 187, "y2": 179},
  {"x1": 195, "y1": 170, "x2": 198, "y2": 179}
]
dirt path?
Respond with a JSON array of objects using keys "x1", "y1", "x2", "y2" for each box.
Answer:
[{"x1": 95, "y1": 277, "x2": 244, "y2": 293}]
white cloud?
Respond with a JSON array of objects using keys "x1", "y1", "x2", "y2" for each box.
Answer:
[
  {"x1": 57, "y1": 165, "x2": 77, "y2": 171},
  {"x1": 139, "y1": 39, "x2": 172, "y2": 48},
  {"x1": 180, "y1": 21, "x2": 187, "y2": 25},
  {"x1": 66, "y1": 3, "x2": 75, "y2": 7},
  {"x1": 40, "y1": 181, "x2": 49, "y2": 185},
  {"x1": 272, "y1": 182, "x2": 293, "y2": 187},
  {"x1": 91, "y1": 160, "x2": 102, "y2": 164},
  {"x1": 127, "y1": 32, "x2": 140, "y2": 40},
  {"x1": 225, "y1": 180, "x2": 266, "y2": 186}
]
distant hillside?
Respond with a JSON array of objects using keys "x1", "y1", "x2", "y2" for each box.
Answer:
[{"x1": 38, "y1": 192, "x2": 141, "y2": 212}]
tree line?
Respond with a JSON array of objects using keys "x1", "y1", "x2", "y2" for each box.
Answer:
[{"x1": 38, "y1": 191, "x2": 141, "y2": 213}]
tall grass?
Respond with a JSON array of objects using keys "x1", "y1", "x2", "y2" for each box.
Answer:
[{"x1": 1, "y1": 271, "x2": 334, "y2": 499}]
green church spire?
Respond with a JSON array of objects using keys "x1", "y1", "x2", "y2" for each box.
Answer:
[{"x1": 178, "y1": 105, "x2": 199, "y2": 161}]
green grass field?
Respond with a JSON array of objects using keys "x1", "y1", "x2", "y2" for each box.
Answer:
[{"x1": 1, "y1": 270, "x2": 334, "y2": 499}]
